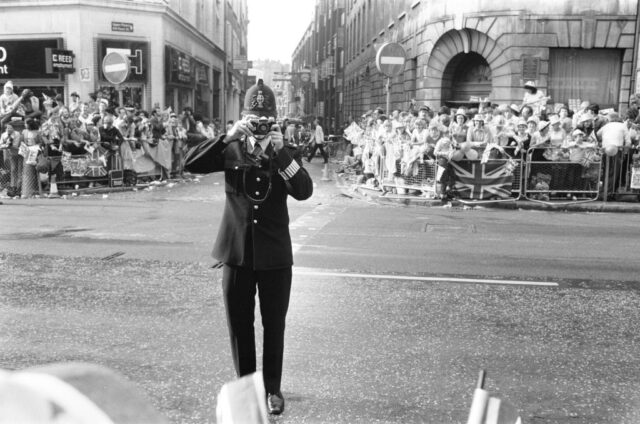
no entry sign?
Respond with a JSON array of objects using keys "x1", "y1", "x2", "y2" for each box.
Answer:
[
  {"x1": 375, "y1": 42, "x2": 406, "y2": 77},
  {"x1": 102, "y1": 51, "x2": 130, "y2": 85}
]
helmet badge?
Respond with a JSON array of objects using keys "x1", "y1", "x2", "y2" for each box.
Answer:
[{"x1": 251, "y1": 90, "x2": 269, "y2": 110}]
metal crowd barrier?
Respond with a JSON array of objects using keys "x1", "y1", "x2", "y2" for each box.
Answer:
[
  {"x1": 451, "y1": 156, "x2": 524, "y2": 205},
  {"x1": 379, "y1": 156, "x2": 438, "y2": 198},
  {"x1": 326, "y1": 135, "x2": 350, "y2": 163},
  {"x1": 603, "y1": 146, "x2": 640, "y2": 202},
  {"x1": 0, "y1": 144, "x2": 168, "y2": 198},
  {"x1": 524, "y1": 146, "x2": 601, "y2": 204}
]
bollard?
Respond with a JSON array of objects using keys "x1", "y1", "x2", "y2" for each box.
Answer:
[
  {"x1": 321, "y1": 163, "x2": 331, "y2": 181},
  {"x1": 49, "y1": 177, "x2": 60, "y2": 198}
]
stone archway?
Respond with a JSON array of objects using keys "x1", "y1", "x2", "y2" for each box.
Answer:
[
  {"x1": 442, "y1": 52, "x2": 492, "y2": 103},
  {"x1": 425, "y1": 28, "x2": 511, "y2": 107}
]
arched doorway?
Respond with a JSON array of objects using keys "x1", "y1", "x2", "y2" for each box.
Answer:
[{"x1": 441, "y1": 52, "x2": 492, "y2": 107}]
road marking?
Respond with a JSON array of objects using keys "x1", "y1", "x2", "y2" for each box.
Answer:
[
  {"x1": 290, "y1": 205, "x2": 346, "y2": 254},
  {"x1": 293, "y1": 269, "x2": 558, "y2": 287}
]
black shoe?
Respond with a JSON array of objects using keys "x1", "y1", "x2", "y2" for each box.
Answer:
[
  {"x1": 306, "y1": 157, "x2": 311, "y2": 163},
  {"x1": 267, "y1": 391, "x2": 285, "y2": 415}
]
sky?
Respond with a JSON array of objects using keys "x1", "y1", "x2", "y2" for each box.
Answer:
[{"x1": 246, "y1": 0, "x2": 316, "y2": 65}]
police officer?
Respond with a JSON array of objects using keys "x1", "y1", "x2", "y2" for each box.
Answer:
[{"x1": 185, "y1": 79, "x2": 313, "y2": 415}]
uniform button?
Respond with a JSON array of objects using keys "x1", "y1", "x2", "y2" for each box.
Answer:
[
  {"x1": 255, "y1": 191, "x2": 260, "y2": 195},
  {"x1": 234, "y1": 166, "x2": 238, "y2": 170},
  {"x1": 256, "y1": 177, "x2": 261, "y2": 182},
  {"x1": 254, "y1": 205, "x2": 259, "y2": 210},
  {"x1": 253, "y1": 219, "x2": 258, "y2": 224}
]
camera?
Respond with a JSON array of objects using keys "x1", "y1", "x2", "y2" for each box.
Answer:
[{"x1": 249, "y1": 117, "x2": 275, "y2": 136}]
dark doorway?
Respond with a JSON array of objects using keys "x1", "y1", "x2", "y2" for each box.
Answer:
[{"x1": 442, "y1": 52, "x2": 491, "y2": 107}]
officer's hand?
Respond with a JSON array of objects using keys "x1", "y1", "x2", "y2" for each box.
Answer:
[
  {"x1": 224, "y1": 115, "x2": 256, "y2": 143},
  {"x1": 269, "y1": 125, "x2": 283, "y2": 151}
]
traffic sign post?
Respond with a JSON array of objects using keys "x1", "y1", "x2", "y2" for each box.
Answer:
[
  {"x1": 102, "y1": 51, "x2": 130, "y2": 85},
  {"x1": 375, "y1": 42, "x2": 406, "y2": 116}
]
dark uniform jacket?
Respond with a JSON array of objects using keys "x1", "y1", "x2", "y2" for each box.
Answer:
[{"x1": 185, "y1": 135, "x2": 313, "y2": 270}]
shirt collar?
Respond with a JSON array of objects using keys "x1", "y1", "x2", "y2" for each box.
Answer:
[{"x1": 248, "y1": 135, "x2": 271, "y2": 151}]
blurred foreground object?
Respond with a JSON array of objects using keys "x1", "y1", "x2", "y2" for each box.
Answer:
[
  {"x1": 467, "y1": 370, "x2": 522, "y2": 424},
  {"x1": 217, "y1": 371, "x2": 268, "y2": 424},
  {"x1": 0, "y1": 362, "x2": 168, "y2": 424}
]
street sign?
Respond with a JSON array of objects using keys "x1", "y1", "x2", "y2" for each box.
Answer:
[
  {"x1": 102, "y1": 51, "x2": 129, "y2": 85},
  {"x1": 375, "y1": 42, "x2": 406, "y2": 77}
]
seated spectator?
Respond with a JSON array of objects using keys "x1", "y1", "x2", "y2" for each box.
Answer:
[
  {"x1": 530, "y1": 120, "x2": 551, "y2": 162},
  {"x1": 545, "y1": 115, "x2": 568, "y2": 161},
  {"x1": 466, "y1": 114, "x2": 493, "y2": 151},
  {"x1": 63, "y1": 118, "x2": 91, "y2": 155},
  {"x1": 425, "y1": 120, "x2": 447, "y2": 159},
  {"x1": 564, "y1": 128, "x2": 600, "y2": 192},
  {"x1": 576, "y1": 103, "x2": 607, "y2": 141},
  {"x1": 521, "y1": 81, "x2": 549, "y2": 115},
  {"x1": 506, "y1": 119, "x2": 531, "y2": 157},
  {"x1": 558, "y1": 105, "x2": 573, "y2": 134},
  {"x1": 449, "y1": 109, "x2": 469, "y2": 144}
]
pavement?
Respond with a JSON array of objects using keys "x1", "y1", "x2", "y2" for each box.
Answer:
[
  {"x1": 333, "y1": 172, "x2": 640, "y2": 213},
  {"x1": 3, "y1": 162, "x2": 640, "y2": 423}
]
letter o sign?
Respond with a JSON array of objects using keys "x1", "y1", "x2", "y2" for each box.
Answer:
[{"x1": 0, "y1": 47, "x2": 6, "y2": 63}]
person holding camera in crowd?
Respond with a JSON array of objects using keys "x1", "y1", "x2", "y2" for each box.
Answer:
[{"x1": 183, "y1": 79, "x2": 313, "y2": 416}]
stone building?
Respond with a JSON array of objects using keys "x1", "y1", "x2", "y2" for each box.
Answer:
[
  {"x1": 333, "y1": 0, "x2": 640, "y2": 120},
  {"x1": 0, "y1": 0, "x2": 245, "y2": 121}
]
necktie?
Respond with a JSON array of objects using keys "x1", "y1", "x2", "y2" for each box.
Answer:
[{"x1": 252, "y1": 142, "x2": 263, "y2": 158}]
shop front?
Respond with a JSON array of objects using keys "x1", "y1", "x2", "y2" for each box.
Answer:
[
  {"x1": 97, "y1": 38, "x2": 149, "y2": 109},
  {"x1": 193, "y1": 60, "x2": 211, "y2": 117},
  {"x1": 164, "y1": 46, "x2": 195, "y2": 113},
  {"x1": 0, "y1": 38, "x2": 72, "y2": 102}
]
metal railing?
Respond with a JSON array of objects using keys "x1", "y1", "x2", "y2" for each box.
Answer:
[{"x1": 523, "y1": 146, "x2": 602, "y2": 204}]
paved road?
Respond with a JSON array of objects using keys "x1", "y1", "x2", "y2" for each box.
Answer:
[{"x1": 1, "y1": 163, "x2": 640, "y2": 423}]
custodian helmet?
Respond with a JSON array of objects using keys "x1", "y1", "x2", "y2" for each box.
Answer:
[{"x1": 243, "y1": 78, "x2": 277, "y2": 118}]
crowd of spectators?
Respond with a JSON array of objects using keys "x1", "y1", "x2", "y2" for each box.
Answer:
[
  {"x1": 0, "y1": 80, "x2": 221, "y2": 198},
  {"x1": 340, "y1": 82, "x2": 640, "y2": 201}
]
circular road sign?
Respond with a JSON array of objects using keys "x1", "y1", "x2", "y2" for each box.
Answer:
[
  {"x1": 375, "y1": 42, "x2": 406, "y2": 77},
  {"x1": 102, "y1": 52, "x2": 130, "y2": 85}
]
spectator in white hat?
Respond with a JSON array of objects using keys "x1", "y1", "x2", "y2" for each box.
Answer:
[
  {"x1": 521, "y1": 81, "x2": 549, "y2": 114},
  {"x1": 466, "y1": 114, "x2": 493, "y2": 150}
]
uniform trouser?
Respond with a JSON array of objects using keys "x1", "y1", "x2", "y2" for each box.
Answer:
[{"x1": 222, "y1": 264, "x2": 292, "y2": 394}]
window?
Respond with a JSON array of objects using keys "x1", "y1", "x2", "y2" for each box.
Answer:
[{"x1": 549, "y1": 48, "x2": 622, "y2": 109}]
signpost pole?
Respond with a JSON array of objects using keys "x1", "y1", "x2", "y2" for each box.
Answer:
[
  {"x1": 375, "y1": 42, "x2": 406, "y2": 115},
  {"x1": 386, "y1": 77, "x2": 391, "y2": 116}
]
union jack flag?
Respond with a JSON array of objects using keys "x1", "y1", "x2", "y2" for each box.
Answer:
[{"x1": 450, "y1": 160, "x2": 514, "y2": 200}]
